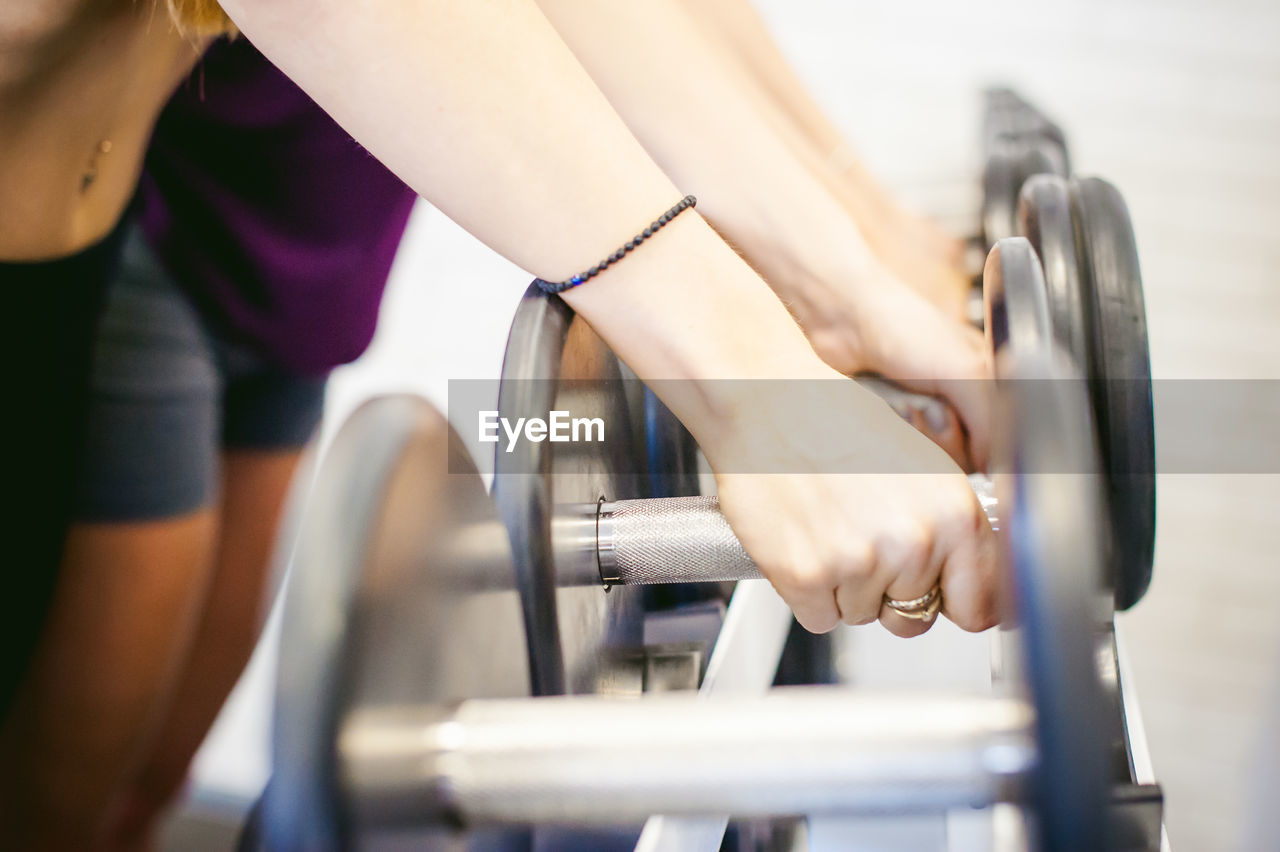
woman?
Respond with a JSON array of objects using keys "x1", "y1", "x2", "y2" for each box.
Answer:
[{"x1": 1, "y1": 1, "x2": 995, "y2": 848}]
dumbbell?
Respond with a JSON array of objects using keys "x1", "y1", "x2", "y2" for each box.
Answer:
[
  {"x1": 1017, "y1": 174, "x2": 1155, "y2": 610},
  {"x1": 261, "y1": 239, "x2": 1114, "y2": 850},
  {"x1": 488, "y1": 239, "x2": 1107, "y2": 686},
  {"x1": 925, "y1": 158, "x2": 1156, "y2": 610},
  {"x1": 981, "y1": 88, "x2": 1071, "y2": 247}
]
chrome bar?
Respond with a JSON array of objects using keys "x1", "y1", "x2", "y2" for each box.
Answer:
[{"x1": 339, "y1": 688, "x2": 1034, "y2": 829}]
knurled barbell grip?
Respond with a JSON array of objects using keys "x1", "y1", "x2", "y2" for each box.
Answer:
[{"x1": 596, "y1": 475, "x2": 997, "y2": 586}]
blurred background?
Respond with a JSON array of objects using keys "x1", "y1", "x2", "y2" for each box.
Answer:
[{"x1": 178, "y1": 2, "x2": 1280, "y2": 850}]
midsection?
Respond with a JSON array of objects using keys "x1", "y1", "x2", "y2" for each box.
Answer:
[{"x1": 0, "y1": 0, "x2": 209, "y2": 261}]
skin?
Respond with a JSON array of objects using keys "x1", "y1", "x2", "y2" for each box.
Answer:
[
  {"x1": 0, "y1": 0, "x2": 205, "y2": 259},
  {"x1": 677, "y1": 0, "x2": 967, "y2": 278},
  {"x1": 2, "y1": 0, "x2": 999, "y2": 846},
  {"x1": 0, "y1": 511, "x2": 219, "y2": 850},
  {"x1": 213, "y1": 0, "x2": 999, "y2": 627},
  {"x1": 0, "y1": 449, "x2": 301, "y2": 852},
  {"x1": 105, "y1": 451, "x2": 303, "y2": 852},
  {"x1": 0, "y1": 6, "x2": 291, "y2": 849},
  {"x1": 532, "y1": 0, "x2": 988, "y2": 461},
  {"x1": 559, "y1": 0, "x2": 973, "y2": 321}
]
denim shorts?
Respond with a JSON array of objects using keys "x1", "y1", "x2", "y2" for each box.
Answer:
[{"x1": 74, "y1": 225, "x2": 327, "y2": 522}]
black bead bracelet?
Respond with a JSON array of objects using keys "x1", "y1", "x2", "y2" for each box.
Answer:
[{"x1": 533, "y1": 195, "x2": 697, "y2": 295}]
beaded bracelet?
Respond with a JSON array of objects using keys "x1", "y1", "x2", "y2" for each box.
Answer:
[{"x1": 533, "y1": 195, "x2": 697, "y2": 295}]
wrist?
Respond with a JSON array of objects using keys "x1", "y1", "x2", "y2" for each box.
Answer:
[
  {"x1": 557, "y1": 211, "x2": 841, "y2": 448},
  {"x1": 699, "y1": 182, "x2": 883, "y2": 327}
]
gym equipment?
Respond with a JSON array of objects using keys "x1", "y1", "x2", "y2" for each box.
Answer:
[
  {"x1": 983, "y1": 88, "x2": 1070, "y2": 173},
  {"x1": 642, "y1": 385, "x2": 701, "y2": 499},
  {"x1": 1070, "y1": 176, "x2": 1156, "y2": 611},
  {"x1": 263, "y1": 237, "x2": 1122, "y2": 851},
  {"x1": 982, "y1": 142, "x2": 1065, "y2": 246},
  {"x1": 493, "y1": 289, "x2": 647, "y2": 698},
  {"x1": 1017, "y1": 174, "x2": 1089, "y2": 372},
  {"x1": 264, "y1": 396, "x2": 530, "y2": 850},
  {"x1": 981, "y1": 89, "x2": 1071, "y2": 246},
  {"x1": 984, "y1": 237, "x2": 1163, "y2": 847},
  {"x1": 1014, "y1": 174, "x2": 1156, "y2": 610},
  {"x1": 978, "y1": 97, "x2": 1155, "y2": 609}
]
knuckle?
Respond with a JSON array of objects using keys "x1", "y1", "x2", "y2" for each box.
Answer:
[
  {"x1": 878, "y1": 520, "x2": 932, "y2": 572},
  {"x1": 937, "y1": 491, "x2": 983, "y2": 540},
  {"x1": 775, "y1": 562, "x2": 835, "y2": 596},
  {"x1": 838, "y1": 592, "x2": 881, "y2": 627}
]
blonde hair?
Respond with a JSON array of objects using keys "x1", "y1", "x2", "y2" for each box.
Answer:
[{"x1": 165, "y1": 0, "x2": 236, "y2": 35}]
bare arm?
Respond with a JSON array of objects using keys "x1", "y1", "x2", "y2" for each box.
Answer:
[
  {"x1": 217, "y1": 0, "x2": 825, "y2": 419},
  {"x1": 531, "y1": 0, "x2": 987, "y2": 457},
  {"x1": 677, "y1": 0, "x2": 964, "y2": 264},
  {"x1": 535, "y1": 0, "x2": 881, "y2": 330},
  {"x1": 217, "y1": 0, "x2": 996, "y2": 634}
]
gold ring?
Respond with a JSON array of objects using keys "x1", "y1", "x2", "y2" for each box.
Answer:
[{"x1": 883, "y1": 585, "x2": 942, "y2": 622}]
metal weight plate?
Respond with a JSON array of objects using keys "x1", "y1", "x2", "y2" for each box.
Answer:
[
  {"x1": 981, "y1": 89, "x2": 1071, "y2": 248},
  {"x1": 1018, "y1": 174, "x2": 1090, "y2": 378},
  {"x1": 984, "y1": 239, "x2": 1112, "y2": 851},
  {"x1": 494, "y1": 284, "x2": 646, "y2": 697},
  {"x1": 265, "y1": 395, "x2": 529, "y2": 850},
  {"x1": 1070, "y1": 177, "x2": 1156, "y2": 610},
  {"x1": 982, "y1": 87, "x2": 1071, "y2": 174},
  {"x1": 642, "y1": 385, "x2": 702, "y2": 499},
  {"x1": 981, "y1": 146, "x2": 1025, "y2": 247},
  {"x1": 618, "y1": 360, "x2": 701, "y2": 500},
  {"x1": 983, "y1": 237, "x2": 1053, "y2": 356},
  {"x1": 982, "y1": 141, "x2": 1063, "y2": 247},
  {"x1": 994, "y1": 348, "x2": 1113, "y2": 852}
]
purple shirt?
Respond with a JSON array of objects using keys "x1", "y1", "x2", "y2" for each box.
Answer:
[{"x1": 139, "y1": 37, "x2": 417, "y2": 375}]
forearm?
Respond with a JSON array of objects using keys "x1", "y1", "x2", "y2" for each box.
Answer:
[
  {"x1": 677, "y1": 0, "x2": 850, "y2": 159},
  {"x1": 215, "y1": 0, "x2": 836, "y2": 444},
  {"x1": 533, "y1": 0, "x2": 885, "y2": 301}
]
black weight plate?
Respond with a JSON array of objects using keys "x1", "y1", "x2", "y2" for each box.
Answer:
[
  {"x1": 266, "y1": 395, "x2": 529, "y2": 849},
  {"x1": 982, "y1": 142, "x2": 1062, "y2": 247},
  {"x1": 983, "y1": 237, "x2": 1053, "y2": 359},
  {"x1": 982, "y1": 147, "x2": 1022, "y2": 247},
  {"x1": 993, "y1": 347, "x2": 1112, "y2": 852},
  {"x1": 982, "y1": 87, "x2": 1071, "y2": 174},
  {"x1": 1018, "y1": 174, "x2": 1090, "y2": 375},
  {"x1": 617, "y1": 357, "x2": 702, "y2": 500},
  {"x1": 1070, "y1": 177, "x2": 1156, "y2": 610},
  {"x1": 643, "y1": 385, "x2": 702, "y2": 499},
  {"x1": 494, "y1": 285, "x2": 646, "y2": 697}
]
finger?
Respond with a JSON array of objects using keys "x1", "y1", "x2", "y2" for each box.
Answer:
[
  {"x1": 832, "y1": 544, "x2": 882, "y2": 626},
  {"x1": 891, "y1": 326, "x2": 991, "y2": 470},
  {"x1": 938, "y1": 516, "x2": 1000, "y2": 633},
  {"x1": 938, "y1": 374, "x2": 991, "y2": 473},
  {"x1": 771, "y1": 574, "x2": 842, "y2": 635},
  {"x1": 877, "y1": 598, "x2": 938, "y2": 638},
  {"x1": 877, "y1": 520, "x2": 940, "y2": 638}
]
